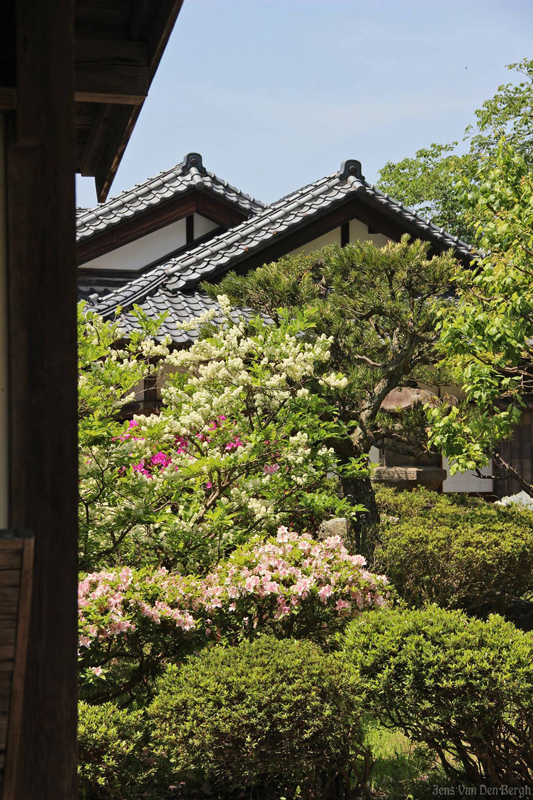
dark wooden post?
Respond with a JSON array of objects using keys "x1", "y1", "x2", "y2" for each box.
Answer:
[{"x1": 5, "y1": 0, "x2": 78, "y2": 797}]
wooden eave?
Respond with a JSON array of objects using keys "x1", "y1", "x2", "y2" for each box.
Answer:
[
  {"x1": 77, "y1": 190, "x2": 249, "y2": 265},
  {"x1": 1, "y1": 0, "x2": 185, "y2": 203}
]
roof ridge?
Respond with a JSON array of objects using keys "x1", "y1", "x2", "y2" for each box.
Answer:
[
  {"x1": 76, "y1": 153, "x2": 265, "y2": 242},
  {"x1": 92, "y1": 158, "x2": 474, "y2": 321}
]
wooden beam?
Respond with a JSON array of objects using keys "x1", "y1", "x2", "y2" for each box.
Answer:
[
  {"x1": 145, "y1": 0, "x2": 185, "y2": 77},
  {"x1": 0, "y1": 89, "x2": 17, "y2": 112},
  {"x1": 75, "y1": 39, "x2": 149, "y2": 104},
  {"x1": 95, "y1": 104, "x2": 142, "y2": 202},
  {"x1": 6, "y1": 0, "x2": 78, "y2": 797}
]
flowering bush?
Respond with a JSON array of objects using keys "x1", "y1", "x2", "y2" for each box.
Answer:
[
  {"x1": 79, "y1": 299, "x2": 364, "y2": 573},
  {"x1": 79, "y1": 527, "x2": 388, "y2": 704}
]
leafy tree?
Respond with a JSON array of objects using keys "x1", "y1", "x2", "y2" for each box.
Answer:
[
  {"x1": 205, "y1": 238, "x2": 456, "y2": 530},
  {"x1": 377, "y1": 144, "x2": 475, "y2": 242},
  {"x1": 428, "y1": 141, "x2": 533, "y2": 495},
  {"x1": 377, "y1": 58, "x2": 533, "y2": 242},
  {"x1": 79, "y1": 298, "x2": 359, "y2": 573}
]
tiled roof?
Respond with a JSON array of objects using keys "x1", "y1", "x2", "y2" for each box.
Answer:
[
  {"x1": 91, "y1": 158, "x2": 474, "y2": 335},
  {"x1": 76, "y1": 152, "x2": 265, "y2": 242}
]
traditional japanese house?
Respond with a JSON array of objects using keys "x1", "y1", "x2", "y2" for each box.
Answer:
[{"x1": 76, "y1": 153, "x2": 505, "y2": 496}]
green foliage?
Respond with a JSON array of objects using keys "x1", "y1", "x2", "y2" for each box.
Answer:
[
  {"x1": 78, "y1": 701, "x2": 167, "y2": 800},
  {"x1": 377, "y1": 59, "x2": 533, "y2": 243},
  {"x1": 468, "y1": 58, "x2": 533, "y2": 163},
  {"x1": 428, "y1": 141, "x2": 533, "y2": 493},
  {"x1": 374, "y1": 487, "x2": 533, "y2": 615},
  {"x1": 205, "y1": 237, "x2": 456, "y2": 522},
  {"x1": 344, "y1": 606, "x2": 533, "y2": 787},
  {"x1": 377, "y1": 143, "x2": 475, "y2": 242},
  {"x1": 150, "y1": 636, "x2": 370, "y2": 799}
]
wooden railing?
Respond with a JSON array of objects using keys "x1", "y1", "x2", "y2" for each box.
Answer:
[{"x1": 0, "y1": 531, "x2": 34, "y2": 800}]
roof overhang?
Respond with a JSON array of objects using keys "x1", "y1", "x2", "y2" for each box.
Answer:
[{"x1": 0, "y1": 0, "x2": 185, "y2": 202}]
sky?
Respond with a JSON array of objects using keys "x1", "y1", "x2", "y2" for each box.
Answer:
[{"x1": 76, "y1": 0, "x2": 533, "y2": 210}]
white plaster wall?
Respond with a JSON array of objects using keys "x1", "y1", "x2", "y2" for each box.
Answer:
[
  {"x1": 289, "y1": 227, "x2": 341, "y2": 256},
  {"x1": 0, "y1": 117, "x2": 8, "y2": 525},
  {"x1": 194, "y1": 213, "x2": 219, "y2": 238},
  {"x1": 349, "y1": 219, "x2": 390, "y2": 248},
  {"x1": 288, "y1": 219, "x2": 391, "y2": 259},
  {"x1": 369, "y1": 447, "x2": 380, "y2": 464},
  {"x1": 442, "y1": 457, "x2": 493, "y2": 493},
  {"x1": 82, "y1": 213, "x2": 219, "y2": 272}
]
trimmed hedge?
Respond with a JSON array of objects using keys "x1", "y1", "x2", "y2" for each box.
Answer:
[
  {"x1": 374, "y1": 486, "x2": 533, "y2": 615},
  {"x1": 78, "y1": 701, "x2": 167, "y2": 800},
  {"x1": 344, "y1": 606, "x2": 533, "y2": 787},
  {"x1": 150, "y1": 636, "x2": 370, "y2": 799}
]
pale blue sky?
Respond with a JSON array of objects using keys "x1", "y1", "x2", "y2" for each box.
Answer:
[{"x1": 76, "y1": 0, "x2": 533, "y2": 209}]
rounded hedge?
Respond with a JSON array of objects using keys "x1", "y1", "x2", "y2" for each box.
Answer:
[
  {"x1": 78, "y1": 701, "x2": 167, "y2": 800},
  {"x1": 149, "y1": 636, "x2": 369, "y2": 798},
  {"x1": 374, "y1": 486, "x2": 533, "y2": 615},
  {"x1": 344, "y1": 605, "x2": 533, "y2": 788}
]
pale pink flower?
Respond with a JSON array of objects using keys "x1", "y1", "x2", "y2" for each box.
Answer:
[
  {"x1": 90, "y1": 666, "x2": 103, "y2": 677},
  {"x1": 318, "y1": 585, "x2": 334, "y2": 603},
  {"x1": 324, "y1": 535, "x2": 343, "y2": 549},
  {"x1": 336, "y1": 599, "x2": 350, "y2": 612}
]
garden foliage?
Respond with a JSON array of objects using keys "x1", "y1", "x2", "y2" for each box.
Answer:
[
  {"x1": 374, "y1": 487, "x2": 533, "y2": 615},
  {"x1": 345, "y1": 606, "x2": 533, "y2": 788},
  {"x1": 150, "y1": 636, "x2": 371, "y2": 799},
  {"x1": 79, "y1": 297, "x2": 360, "y2": 573},
  {"x1": 79, "y1": 527, "x2": 388, "y2": 704},
  {"x1": 206, "y1": 237, "x2": 456, "y2": 525}
]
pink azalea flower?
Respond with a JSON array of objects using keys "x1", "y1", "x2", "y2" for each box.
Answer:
[
  {"x1": 336, "y1": 599, "x2": 350, "y2": 612},
  {"x1": 318, "y1": 585, "x2": 334, "y2": 603},
  {"x1": 263, "y1": 463, "x2": 280, "y2": 475},
  {"x1": 90, "y1": 666, "x2": 103, "y2": 676},
  {"x1": 151, "y1": 451, "x2": 172, "y2": 468}
]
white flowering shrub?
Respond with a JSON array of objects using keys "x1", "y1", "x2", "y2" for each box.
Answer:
[{"x1": 79, "y1": 300, "x2": 364, "y2": 573}]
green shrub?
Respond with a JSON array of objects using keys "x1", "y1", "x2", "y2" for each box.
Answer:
[
  {"x1": 150, "y1": 636, "x2": 370, "y2": 799},
  {"x1": 78, "y1": 701, "x2": 167, "y2": 800},
  {"x1": 374, "y1": 486, "x2": 533, "y2": 614},
  {"x1": 344, "y1": 606, "x2": 533, "y2": 788}
]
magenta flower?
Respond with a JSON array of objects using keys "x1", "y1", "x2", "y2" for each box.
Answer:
[{"x1": 151, "y1": 451, "x2": 172, "y2": 468}]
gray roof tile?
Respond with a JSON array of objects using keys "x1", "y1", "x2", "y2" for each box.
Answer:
[
  {"x1": 76, "y1": 152, "x2": 265, "y2": 242},
  {"x1": 91, "y1": 157, "x2": 475, "y2": 337}
]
